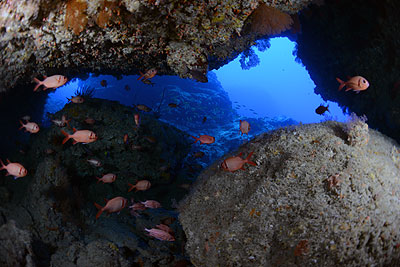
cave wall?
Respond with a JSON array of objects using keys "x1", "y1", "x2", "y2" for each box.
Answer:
[
  {"x1": 0, "y1": 0, "x2": 313, "y2": 93},
  {"x1": 295, "y1": 0, "x2": 400, "y2": 141}
]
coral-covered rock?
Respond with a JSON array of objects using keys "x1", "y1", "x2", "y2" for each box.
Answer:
[
  {"x1": 180, "y1": 121, "x2": 400, "y2": 266},
  {"x1": 0, "y1": 0, "x2": 313, "y2": 93},
  {"x1": 0, "y1": 220, "x2": 36, "y2": 267}
]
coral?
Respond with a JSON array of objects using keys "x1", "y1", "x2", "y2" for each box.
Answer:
[
  {"x1": 96, "y1": 0, "x2": 119, "y2": 29},
  {"x1": 239, "y1": 47, "x2": 260, "y2": 70},
  {"x1": 65, "y1": 0, "x2": 88, "y2": 35},
  {"x1": 249, "y1": 4, "x2": 293, "y2": 36},
  {"x1": 344, "y1": 113, "x2": 369, "y2": 147},
  {"x1": 75, "y1": 84, "x2": 95, "y2": 98}
]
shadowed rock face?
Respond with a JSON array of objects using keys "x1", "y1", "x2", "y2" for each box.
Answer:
[
  {"x1": 0, "y1": 0, "x2": 312, "y2": 93},
  {"x1": 179, "y1": 120, "x2": 400, "y2": 266},
  {"x1": 295, "y1": 0, "x2": 400, "y2": 143}
]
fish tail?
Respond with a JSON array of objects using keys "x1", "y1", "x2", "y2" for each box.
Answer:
[
  {"x1": 33, "y1": 77, "x2": 42, "y2": 92},
  {"x1": 18, "y1": 120, "x2": 24, "y2": 130},
  {"x1": 245, "y1": 152, "x2": 257, "y2": 166},
  {"x1": 96, "y1": 177, "x2": 101, "y2": 183},
  {"x1": 60, "y1": 130, "x2": 70, "y2": 144},
  {"x1": 0, "y1": 159, "x2": 4, "y2": 171},
  {"x1": 336, "y1": 77, "x2": 345, "y2": 91},
  {"x1": 128, "y1": 183, "x2": 135, "y2": 192},
  {"x1": 137, "y1": 72, "x2": 144, "y2": 80},
  {"x1": 191, "y1": 135, "x2": 199, "y2": 143},
  {"x1": 94, "y1": 203, "x2": 104, "y2": 219}
]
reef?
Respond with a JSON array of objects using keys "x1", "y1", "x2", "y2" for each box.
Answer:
[
  {"x1": 179, "y1": 120, "x2": 400, "y2": 266},
  {"x1": 0, "y1": 0, "x2": 314, "y2": 93},
  {"x1": 0, "y1": 97, "x2": 195, "y2": 266}
]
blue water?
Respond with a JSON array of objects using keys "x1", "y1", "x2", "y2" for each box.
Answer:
[
  {"x1": 43, "y1": 37, "x2": 347, "y2": 126},
  {"x1": 215, "y1": 37, "x2": 347, "y2": 123}
]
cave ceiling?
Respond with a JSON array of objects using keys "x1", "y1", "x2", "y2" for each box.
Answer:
[{"x1": 1, "y1": 0, "x2": 400, "y2": 142}]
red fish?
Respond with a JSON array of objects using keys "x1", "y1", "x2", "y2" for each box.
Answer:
[
  {"x1": 141, "y1": 200, "x2": 161, "y2": 209},
  {"x1": 137, "y1": 68, "x2": 157, "y2": 81},
  {"x1": 67, "y1": 96, "x2": 84, "y2": 103},
  {"x1": 315, "y1": 104, "x2": 329, "y2": 115},
  {"x1": 33, "y1": 75, "x2": 68, "y2": 91},
  {"x1": 84, "y1": 118, "x2": 96, "y2": 124},
  {"x1": 221, "y1": 152, "x2": 257, "y2": 172},
  {"x1": 155, "y1": 224, "x2": 173, "y2": 234},
  {"x1": 134, "y1": 114, "x2": 140, "y2": 127},
  {"x1": 336, "y1": 76, "x2": 369, "y2": 93},
  {"x1": 191, "y1": 135, "x2": 215, "y2": 145},
  {"x1": 61, "y1": 128, "x2": 97, "y2": 145},
  {"x1": 145, "y1": 228, "x2": 175, "y2": 241},
  {"x1": 96, "y1": 173, "x2": 116, "y2": 184},
  {"x1": 0, "y1": 159, "x2": 27, "y2": 178},
  {"x1": 19, "y1": 120, "x2": 39, "y2": 133},
  {"x1": 94, "y1": 197, "x2": 128, "y2": 219},
  {"x1": 52, "y1": 115, "x2": 71, "y2": 127},
  {"x1": 128, "y1": 180, "x2": 151, "y2": 192},
  {"x1": 239, "y1": 120, "x2": 250, "y2": 135}
]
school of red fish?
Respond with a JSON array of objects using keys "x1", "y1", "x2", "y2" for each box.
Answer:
[{"x1": 4, "y1": 71, "x2": 369, "y2": 242}]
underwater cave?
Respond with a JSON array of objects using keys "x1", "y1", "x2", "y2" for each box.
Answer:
[{"x1": 1, "y1": 0, "x2": 400, "y2": 266}]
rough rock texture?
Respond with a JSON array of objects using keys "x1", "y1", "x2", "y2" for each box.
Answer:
[
  {"x1": 179, "y1": 120, "x2": 400, "y2": 266},
  {"x1": 295, "y1": 0, "x2": 400, "y2": 143},
  {"x1": 0, "y1": 0, "x2": 314, "y2": 93},
  {"x1": 0, "y1": 220, "x2": 36, "y2": 267},
  {"x1": 0, "y1": 97, "x2": 193, "y2": 266}
]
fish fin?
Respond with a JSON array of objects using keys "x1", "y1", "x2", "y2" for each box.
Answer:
[
  {"x1": 72, "y1": 140, "x2": 78, "y2": 145},
  {"x1": 43, "y1": 75, "x2": 47, "y2": 79},
  {"x1": 72, "y1": 128, "x2": 77, "y2": 133},
  {"x1": 33, "y1": 78, "x2": 42, "y2": 92},
  {"x1": 127, "y1": 183, "x2": 135, "y2": 192},
  {"x1": 237, "y1": 152, "x2": 243, "y2": 157},
  {"x1": 5, "y1": 172, "x2": 11, "y2": 176},
  {"x1": 96, "y1": 177, "x2": 101, "y2": 183},
  {"x1": 336, "y1": 77, "x2": 345, "y2": 91},
  {"x1": 104, "y1": 198, "x2": 108, "y2": 203},
  {"x1": 137, "y1": 72, "x2": 144, "y2": 80},
  {"x1": 6, "y1": 159, "x2": 10, "y2": 163},
  {"x1": 245, "y1": 152, "x2": 257, "y2": 166},
  {"x1": 13, "y1": 176, "x2": 19, "y2": 180},
  {"x1": 240, "y1": 167, "x2": 246, "y2": 170},
  {"x1": 18, "y1": 120, "x2": 24, "y2": 130},
  {"x1": 94, "y1": 203, "x2": 103, "y2": 219},
  {"x1": 191, "y1": 135, "x2": 199, "y2": 143},
  {"x1": 60, "y1": 130, "x2": 70, "y2": 144}
]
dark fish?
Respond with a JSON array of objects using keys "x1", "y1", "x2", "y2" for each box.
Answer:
[
  {"x1": 100, "y1": 80, "x2": 107, "y2": 87},
  {"x1": 124, "y1": 85, "x2": 131, "y2": 91},
  {"x1": 189, "y1": 70, "x2": 208, "y2": 83},
  {"x1": 168, "y1": 103, "x2": 180, "y2": 108},
  {"x1": 202, "y1": 116, "x2": 207, "y2": 123},
  {"x1": 142, "y1": 79, "x2": 155, "y2": 86},
  {"x1": 135, "y1": 104, "x2": 152, "y2": 112},
  {"x1": 249, "y1": 109, "x2": 254, "y2": 111},
  {"x1": 234, "y1": 101, "x2": 238, "y2": 103},
  {"x1": 315, "y1": 104, "x2": 329, "y2": 115}
]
